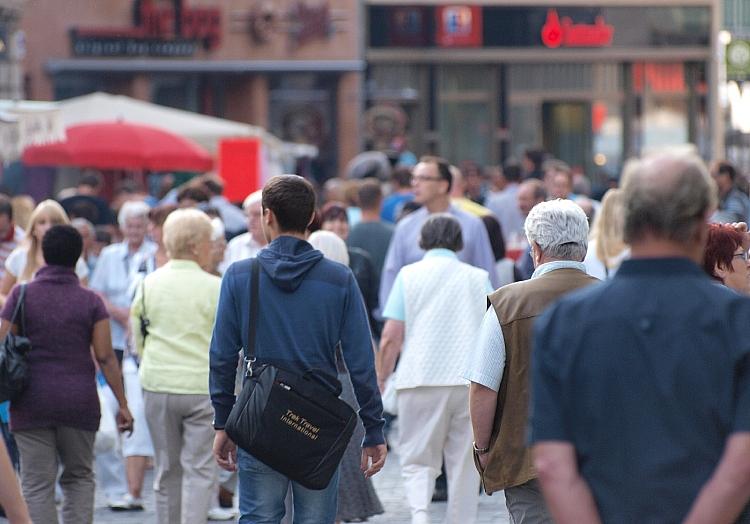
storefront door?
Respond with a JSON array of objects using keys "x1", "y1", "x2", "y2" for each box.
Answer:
[{"x1": 542, "y1": 101, "x2": 592, "y2": 173}]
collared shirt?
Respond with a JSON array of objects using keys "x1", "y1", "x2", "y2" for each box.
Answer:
[
  {"x1": 485, "y1": 183, "x2": 524, "y2": 244},
  {"x1": 529, "y1": 257, "x2": 750, "y2": 522},
  {"x1": 221, "y1": 232, "x2": 264, "y2": 273},
  {"x1": 379, "y1": 204, "x2": 499, "y2": 312},
  {"x1": 132, "y1": 259, "x2": 221, "y2": 395},
  {"x1": 90, "y1": 240, "x2": 157, "y2": 350},
  {"x1": 464, "y1": 260, "x2": 586, "y2": 391}
]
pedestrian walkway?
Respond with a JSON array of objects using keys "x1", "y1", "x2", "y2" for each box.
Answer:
[{"x1": 2, "y1": 450, "x2": 511, "y2": 523}]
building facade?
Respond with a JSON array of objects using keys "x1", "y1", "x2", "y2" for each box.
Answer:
[
  {"x1": 365, "y1": 0, "x2": 720, "y2": 181},
  {"x1": 21, "y1": 0, "x2": 363, "y2": 180}
]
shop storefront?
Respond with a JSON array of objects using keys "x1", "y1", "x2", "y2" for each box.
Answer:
[
  {"x1": 365, "y1": 1, "x2": 719, "y2": 180},
  {"x1": 21, "y1": 0, "x2": 362, "y2": 180}
]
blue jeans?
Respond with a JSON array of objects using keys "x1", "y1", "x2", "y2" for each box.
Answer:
[{"x1": 238, "y1": 449, "x2": 339, "y2": 524}]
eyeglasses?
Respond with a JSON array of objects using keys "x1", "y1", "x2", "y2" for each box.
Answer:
[
  {"x1": 733, "y1": 251, "x2": 749, "y2": 261},
  {"x1": 412, "y1": 174, "x2": 444, "y2": 183}
]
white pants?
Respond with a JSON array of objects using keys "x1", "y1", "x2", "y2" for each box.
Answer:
[{"x1": 397, "y1": 386, "x2": 479, "y2": 524}]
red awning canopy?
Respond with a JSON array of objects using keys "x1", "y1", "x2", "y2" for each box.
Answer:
[{"x1": 22, "y1": 120, "x2": 213, "y2": 172}]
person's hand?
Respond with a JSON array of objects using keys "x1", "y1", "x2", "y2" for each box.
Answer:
[
  {"x1": 361, "y1": 444, "x2": 387, "y2": 478},
  {"x1": 115, "y1": 405, "x2": 134, "y2": 436},
  {"x1": 214, "y1": 430, "x2": 237, "y2": 472}
]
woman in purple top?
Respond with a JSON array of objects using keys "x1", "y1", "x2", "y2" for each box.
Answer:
[{"x1": 0, "y1": 225, "x2": 133, "y2": 524}]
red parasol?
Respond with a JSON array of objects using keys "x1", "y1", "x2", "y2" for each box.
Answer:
[{"x1": 22, "y1": 120, "x2": 213, "y2": 172}]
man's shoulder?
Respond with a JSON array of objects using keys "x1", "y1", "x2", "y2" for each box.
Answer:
[
  {"x1": 99, "y1": 242, "x2": 126, "y2": 260},
  {"x1": 394, "y1": 207, "x2": 427, "y2": 232}
]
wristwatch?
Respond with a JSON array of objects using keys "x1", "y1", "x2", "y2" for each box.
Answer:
[{"x1": 472, "y1": 441, "x2": 490, "y2": 455}]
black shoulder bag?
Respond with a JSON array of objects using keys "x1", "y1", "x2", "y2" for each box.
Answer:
[
  {"x1": 0, "y1": 284, "x2": 31, "y2": 403},
  {"x1": 224, "y1": 260, "x2": 358, "y2": 490}
]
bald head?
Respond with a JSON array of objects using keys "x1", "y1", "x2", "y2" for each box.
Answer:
[{"x1": 622, "y1": 153, "x2": 717, "y2": 245}]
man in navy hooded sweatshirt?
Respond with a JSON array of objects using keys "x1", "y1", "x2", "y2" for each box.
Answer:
[{"x1": 210, "y1": 174, "x2": 387, "y2": 523}]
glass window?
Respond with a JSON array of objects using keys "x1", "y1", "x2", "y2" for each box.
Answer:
[{"x1": 437, "y1": 65, "x2": 495, "y2": 165}]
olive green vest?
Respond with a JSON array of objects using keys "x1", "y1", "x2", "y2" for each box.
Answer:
[{"x1": 480, "y1": 268, "x2": 598, "y2": 494}]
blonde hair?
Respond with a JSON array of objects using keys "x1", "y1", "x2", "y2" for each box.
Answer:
[
  {"x1": 11, "y1": 195, "x2": 36, "y2": 231},
  {"x1": 162, "y1": 208, "x2": 213, "y2": 260},
  {"x1": 21, "y1": 200, "x2": 70, "y2": 282},
  {"x1": 590, "y1": 189, "x2": 627, "y2": 269}
]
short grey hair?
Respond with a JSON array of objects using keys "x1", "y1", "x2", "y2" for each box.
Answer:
[
  {"x1": 525, "y1": 199, "x2": 589, "y2": 261},
  {"x1": 118, "y1": 200, "x2": 150, "y2": 228},
  {"x1": 419, "y1": 213, "x2": 463, "y2": 252},
  {"x1": 623, "y1": 153, "x2": 717, "y2": 244}
]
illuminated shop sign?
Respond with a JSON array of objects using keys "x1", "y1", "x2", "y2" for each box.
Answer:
[
  {"x1": 70, "y1": 0, "x2": 221, "y2": 58},
  {"x1": 369, "y1": 6, "x2": 709, "y2": 49},
  {"x1": 436, "y1": 6, "x2": 482, "y2": 48},
  {"x1": 541, "y1": 9, "x2": 614, "y2": 48}
]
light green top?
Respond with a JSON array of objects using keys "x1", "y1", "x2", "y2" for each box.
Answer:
[{"x1": 131, "y1": 259, "x2": 221, "y2": 395}]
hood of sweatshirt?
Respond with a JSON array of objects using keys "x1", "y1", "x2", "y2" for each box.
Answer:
[{"x1": 256, "y1": 236, "x2": 323, "y2": 292}]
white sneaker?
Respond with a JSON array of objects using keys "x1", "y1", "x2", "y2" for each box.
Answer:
[
  {"x1": 108, "y1": 493, "x2": 144, "y2": 511},
  {"x1": 207, "y1": 506, "x2": 236, "y2": 520}
]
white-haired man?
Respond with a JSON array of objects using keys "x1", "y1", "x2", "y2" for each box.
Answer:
[
  {"x1": 465, "y1": 199, "x2": 598, "y2": 523},
  {"x1": 222, "y1": 190, "x2": 267, "y2": 270}
]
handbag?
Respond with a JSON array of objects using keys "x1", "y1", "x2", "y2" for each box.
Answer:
[
  {"x1": 224, "y1": 259, "x2": 358, "y2": 490},
  {"x1": 0, "y1": 284, "x2": 31, "y2": 403}
]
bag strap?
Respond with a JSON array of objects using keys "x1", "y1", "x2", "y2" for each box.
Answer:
[
  {"x1": 245, "y1": 259, "x2": 260, "y2": 371},
  {"x1": 10, "y1": 284, "x2": 26, "y2": 336}
]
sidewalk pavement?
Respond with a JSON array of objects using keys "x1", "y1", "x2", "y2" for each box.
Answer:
[{"x1": 3, "y1": 449, "x2": 511, "y2": 524}]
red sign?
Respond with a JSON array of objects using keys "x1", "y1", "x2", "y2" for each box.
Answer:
[
  {"x1": 541, "y1": 9, "x2": 613, "y2": 48},
  {"x1": 219, "y1": 138, "x2": 262, "y2": 203},
  {"x1": 436, "y1": 6, "x2": 482, "y2": 48},
  {"x1": 74, "y1": 0, "x2": 221, "y2": 51}
]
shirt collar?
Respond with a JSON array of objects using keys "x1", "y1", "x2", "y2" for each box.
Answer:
[
  {"x1": 165, "y1": 259, "x2": 203, "y2": 271},
  {"x1": 423, "y1": 248, "x2": 458, "y2": 260},
  {"x1": 531, "y1": 260, "x2": 587, "y2": 279}
]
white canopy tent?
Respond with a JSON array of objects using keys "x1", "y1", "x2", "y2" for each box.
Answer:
[
  {"x1": 0, "y1": 93, "x2": 316, "y2": 178},
  {"x1": 57, "y1": 92, "x2": 316, "y2": 176}
]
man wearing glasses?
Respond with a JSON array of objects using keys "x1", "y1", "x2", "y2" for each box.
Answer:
[{"x1": 379, "y1": 156, "x2": 498, "y2": 312}]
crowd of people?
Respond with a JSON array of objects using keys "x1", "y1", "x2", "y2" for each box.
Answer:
[{"x1": 0, "y1": 147, "x2": 750, "y2": 524}]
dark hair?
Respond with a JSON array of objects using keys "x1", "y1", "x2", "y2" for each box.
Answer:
[
  {"x1": 176, "y1": 186, "x2": 210, "y2": 204},
  {"x1": 419, "y1": 214, "x2": 463, "y2": 252},
  {"x1": 94, "y1": 226, "x2": 112, "y2": 245},
  {"x1": 392, "y1": 167, "x2": 412, "y2": 188},
  {"x1": 79, "y1": 173, "x2": 102, "y2": 189},
  {"x1": 716, "y1": 161, "x2": 738, "y2": 182},
  {"x1": 703, "y1": 223, "x2": 744, "y2": 282},
  {"x1": 42, "y1": 225, "x2": 83, "y2": 268},
  {"x1": 320, "y1": 201, "x2": 348, "y2": 223},
  {"x1": 358, "y1": 179, "x2": 383, "y2": 211},
  {"x1": 200, "y1": 176, "x2": 224, "y2": 196},
  {"x1": 0, "y1": 194, "x2": 12, "y2": 220},
  {"x1": 262, "y1": 175, "x2": 316, "y2": 233},
  {"x1": 502, "y1": 161, "x2": 522, "y2": 183},
  {"x1": 419, "y1": 155, "x2": 453, "y2": 192},
  {"x1": 481, "y1": 215, "x2": 506, "y2": 261},
  {"x1": 524, "y1": 148, "x2": 545, "y2": 170},
  {"x1": 148, "y1": 204, "x2": 178, "y2": 227}
]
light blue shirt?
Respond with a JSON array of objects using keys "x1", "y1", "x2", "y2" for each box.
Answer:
[
  {"x1": 90, "y1": 240, "x2": 157, "y2": 350},
  {"x1": 464, "y1": 260, "x2": 587, "y2": 391},
  {"x1": 382, "y1": 249, "x2": 493, "y2": 321},
  {"x1": 379, "y1": 205, "x2": 499, "y2": 315}
]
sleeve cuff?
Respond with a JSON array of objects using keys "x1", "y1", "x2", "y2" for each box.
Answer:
[{"x1": 212, "y1": 404, "x2": 232, "y2": 429}]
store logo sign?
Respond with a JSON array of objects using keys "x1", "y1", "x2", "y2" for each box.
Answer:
[
  {"x1": 71, "y1": 0, "x2": 221, "y2": 58},
  {"x1": 541, "y1": 9, "x2": 614, "y2": 48},
  {"x1": 435, "y1": 6, "x2": 482, "y2": 48}
]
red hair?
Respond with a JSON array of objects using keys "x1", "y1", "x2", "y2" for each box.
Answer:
[{"x1": 703, "y1": 224, "x2": 744, "y2": 281}]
